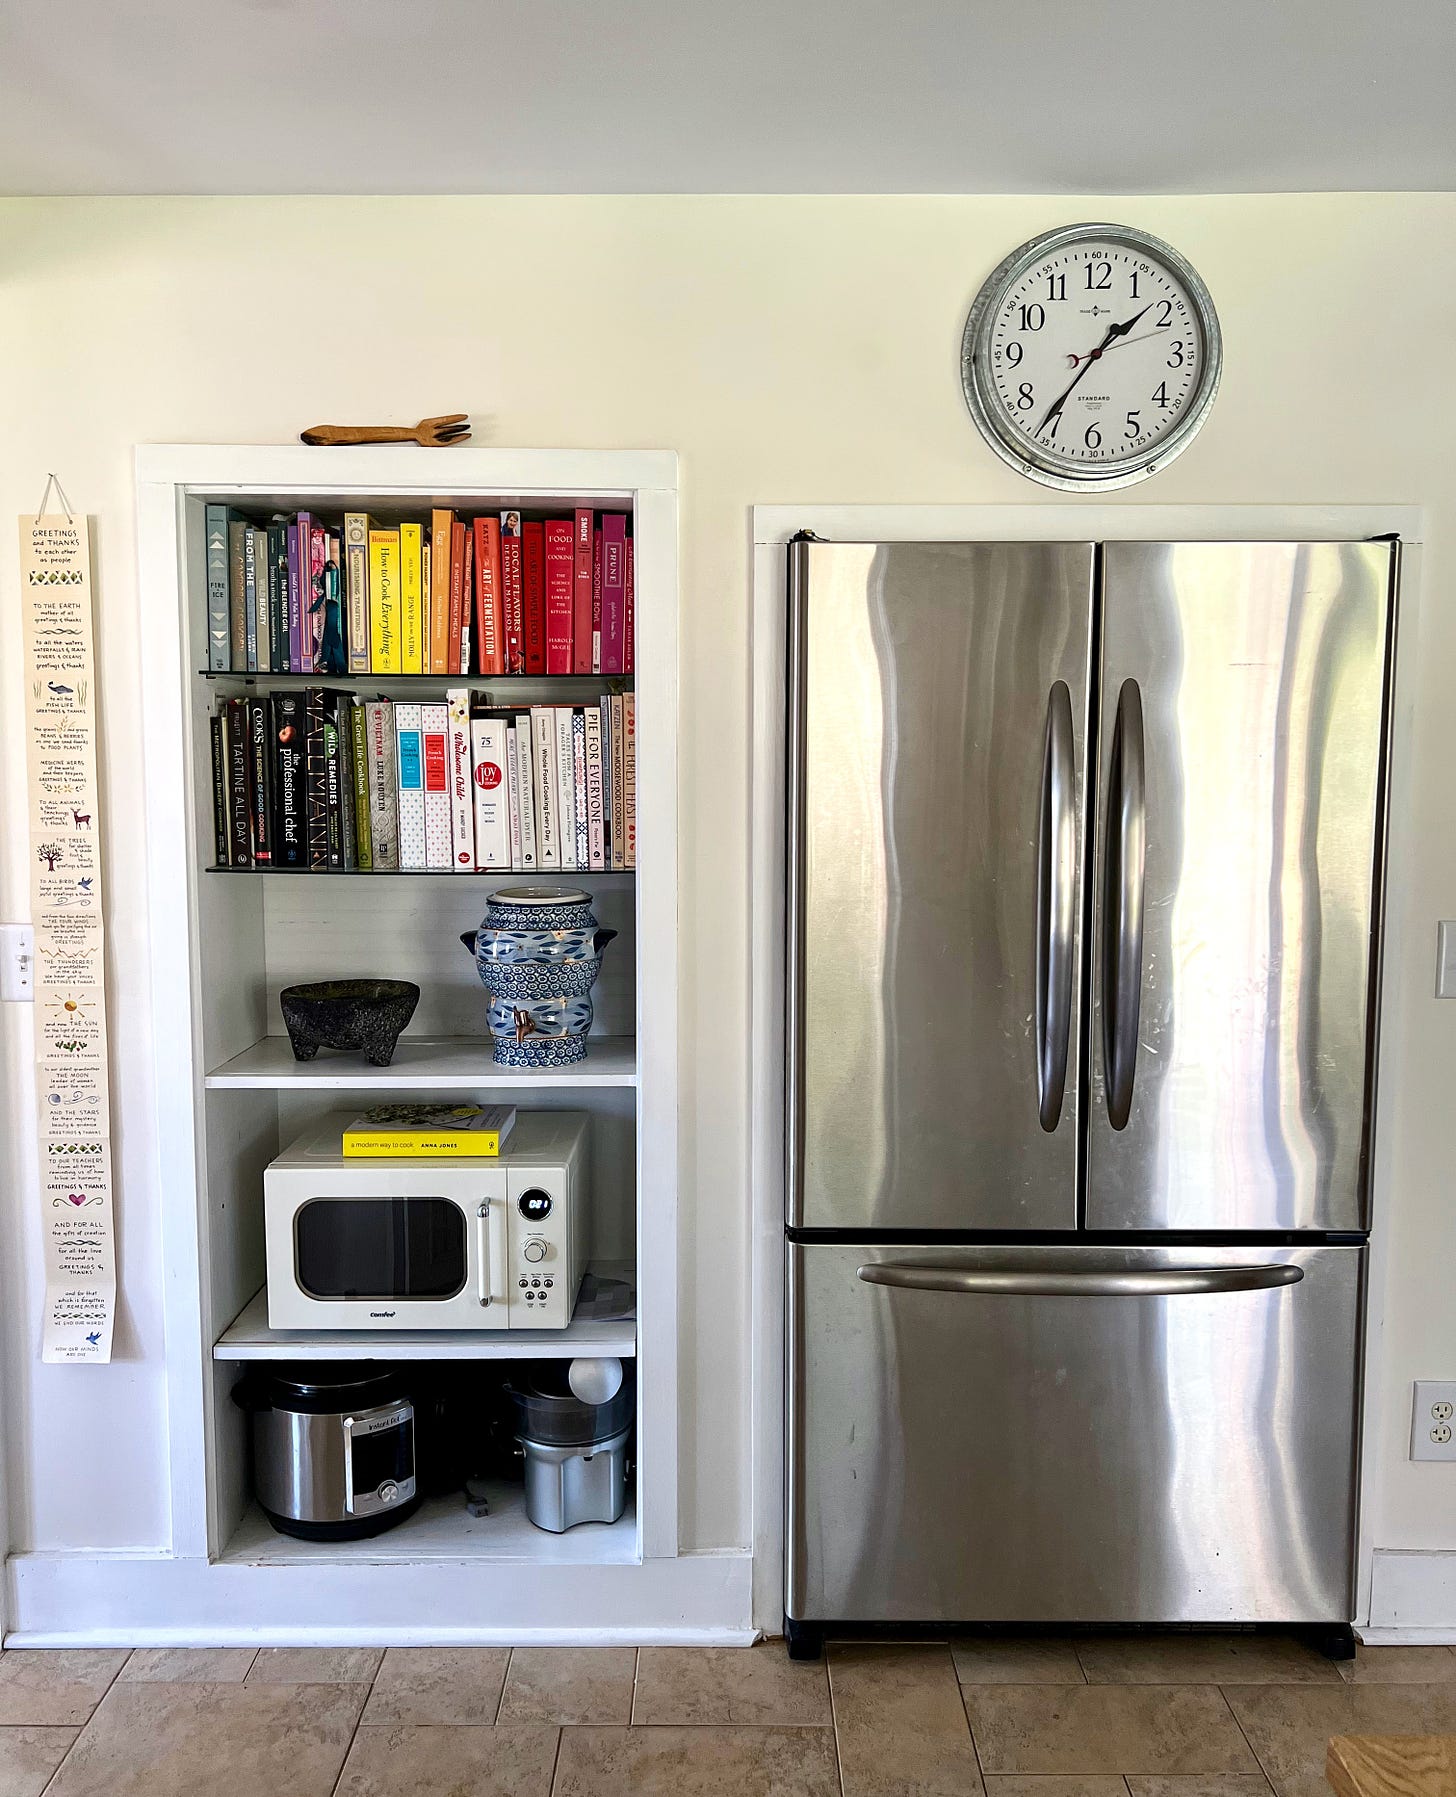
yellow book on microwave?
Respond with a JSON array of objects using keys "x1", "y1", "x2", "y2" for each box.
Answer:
[{"x1": 341, "y1": 1103, "x2": 517, "y2": 1158}]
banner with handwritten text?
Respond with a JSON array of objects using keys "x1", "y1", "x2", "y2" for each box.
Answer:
[{"x1": 20, "y1": 512, "x2": 115, "y2": 1361}]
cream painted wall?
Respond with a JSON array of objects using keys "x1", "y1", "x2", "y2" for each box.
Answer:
[{"x1": 1, "y1": 194, "x2": 1453, "y2": 1572}]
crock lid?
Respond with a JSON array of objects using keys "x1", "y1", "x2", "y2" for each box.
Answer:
[{"x1": 489, "y1": 886, "x2": 590, "y2": 906}]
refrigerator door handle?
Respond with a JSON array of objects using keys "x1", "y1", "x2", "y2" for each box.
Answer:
[
  {"x1": 1035, "y1": 680, "x2": 1076, "y2": 1132},
  {"x1": 856, "y1": 1262, "x2": 1304, "y2": 1297},
  {"x1": 1102, "y1": 676, "x2": 1146, "y2": 1130}
]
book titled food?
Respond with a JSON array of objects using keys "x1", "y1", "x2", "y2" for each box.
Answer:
[
  {"x1": 420, "y1": 700, "x2": 453, "y2": 869},
  {"x1": 341, "y1": 1104, "x2": 518, "y2": 1158},
  {"x1": 394, "y1": 701, "x2": 427, "y2": 870}
]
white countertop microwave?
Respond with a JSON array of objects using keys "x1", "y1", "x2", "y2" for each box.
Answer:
[{"x1": 264, "y1": 1112, "x2": 590, "y2": 1330}]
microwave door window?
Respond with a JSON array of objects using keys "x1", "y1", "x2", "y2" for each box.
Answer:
[{"x1": 294, "y1": 1197, "x2": 467, "y2": 1300}]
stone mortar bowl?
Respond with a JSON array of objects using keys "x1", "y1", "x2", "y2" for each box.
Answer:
[{"x1": 279, "y1": 979, "x2": 420, "y2": 1067}]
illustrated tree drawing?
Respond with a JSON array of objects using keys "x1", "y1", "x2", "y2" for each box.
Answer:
[{"x1": 37, "y1": 841, "x2": 64, "y2": 872}]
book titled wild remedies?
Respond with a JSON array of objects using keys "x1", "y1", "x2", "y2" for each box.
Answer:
[{"x1": 341, "y1": 1103, "x2": 517, "y2": 1159}]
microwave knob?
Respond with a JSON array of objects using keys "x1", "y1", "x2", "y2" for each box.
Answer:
[{"x1": 523, "y1": 1239, "x2": 548, "y2": 1263}]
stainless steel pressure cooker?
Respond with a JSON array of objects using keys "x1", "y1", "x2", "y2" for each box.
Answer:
[{"x1": 233, "y1": 1365, "x2": 419, "y2": 1541}]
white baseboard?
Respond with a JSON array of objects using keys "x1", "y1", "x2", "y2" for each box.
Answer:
[
  {"x1": 1365, "y1": 1549, "x2": 1456, "y2": 1640},
  {"x1": 3, "y1": 1549, "x2": 755, "y2": 1648}
]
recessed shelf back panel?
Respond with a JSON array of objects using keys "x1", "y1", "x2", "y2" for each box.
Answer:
[{"x1": 259, "y1": 876, "x2": 635, "y2": 1040}]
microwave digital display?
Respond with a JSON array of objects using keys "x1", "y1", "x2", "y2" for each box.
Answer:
[{"x1": 294, "y1": 1196, "x2": 467, "y2": 1301}]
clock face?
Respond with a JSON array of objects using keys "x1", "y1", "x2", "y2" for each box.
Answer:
[{"x1": 961, "y1": 224, "x2": 1221, "y2": 489}]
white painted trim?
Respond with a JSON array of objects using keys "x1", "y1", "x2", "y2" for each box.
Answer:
[
  {"x1": 1368, "y1": 1550, "x2": 1456, "y2": 1637},
  {"x1": 1353, "y1": 539, "x2": 1423, "y2": 1631},
  {"x1": 632, "y1": 481, "x2": 681, "y2": 1559},
  {"x1": 5, "y1": 1548, "x2": 752, "y2": 1646},
  {"x1": 135, "y1": 445, "x2": 677, "y2": 496},
  {"x1": 748, "y1": 502, "x2": 1425, "y2": 1636},
  {"x1": 125, "y1": 446, "x2": 688, "y2": 1638},
  {"x1": 137, "y1": 478, "x2": 211, "y2": 1559},
  {"x1": 748, "y1": 540, "x2": 789, "y2": 1633},
  {"x1": 1360, "y1": 1630, "x2": 1456, "y2": 1646}
]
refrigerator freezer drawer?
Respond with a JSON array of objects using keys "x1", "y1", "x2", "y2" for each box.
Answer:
[{"x1": 787, "y1": 1241, "x2": 1363, "y2": 1625}]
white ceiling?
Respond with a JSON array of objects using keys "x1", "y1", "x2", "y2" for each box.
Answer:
[{"x1": 2, "y1": 0, "x2": 1452, "y2": 196}]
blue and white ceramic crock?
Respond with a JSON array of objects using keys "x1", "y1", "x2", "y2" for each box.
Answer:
[{"x1": 461, "y1": 886, "x2": 616, "y2": 1068}]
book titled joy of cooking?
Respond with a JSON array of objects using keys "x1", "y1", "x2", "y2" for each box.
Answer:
[{"x1": 341, "y1": 1104, "x2": 518, "y2": 1158}]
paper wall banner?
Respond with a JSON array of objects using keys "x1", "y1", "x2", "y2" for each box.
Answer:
[{"x1": 20, "y1": 509, "x2": 116, "y2": 1362}]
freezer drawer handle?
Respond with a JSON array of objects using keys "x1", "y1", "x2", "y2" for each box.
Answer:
[
  {"x1": 1102, "y1": 676, "x2": 1146, "y2": 1130},
  {"x1": 1035, "y1": 680, "x2": 1076, "y2": 1132},
  {"x1": 855, "y1": 1263, "x2": 1304, "y2": 1297}
]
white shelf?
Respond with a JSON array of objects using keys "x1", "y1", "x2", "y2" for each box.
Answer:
[
  {"x1": 203, "y1": 1035, "x2": 637, "y2": 1090},
  {"x1": 220, "y1": 1487, "x2": 639, "y2": 1566},
  {"x1": 214, "y1": 1268, "x2": 636, "y2": 1362}
]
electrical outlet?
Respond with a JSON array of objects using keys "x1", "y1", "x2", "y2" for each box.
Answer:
[
  {"x1": 1411, "y1": 1381, "x2": 1456, "y2": 1461},
  {"x1": 0, "y1": 923, "x2": 34, "y2": 1002}
]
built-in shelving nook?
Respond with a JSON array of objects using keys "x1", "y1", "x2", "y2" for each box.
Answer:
[{"x1": 43, "y1": 446, "x2": 742, "y2": 1645}]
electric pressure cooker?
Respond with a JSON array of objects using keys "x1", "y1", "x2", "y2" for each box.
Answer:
[{"x1": 233, "y1": 1365, "x2": 419, "y2": 1540}]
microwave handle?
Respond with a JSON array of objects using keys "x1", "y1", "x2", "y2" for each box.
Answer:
[{"x1": 476, "y1": 1199, "x2": 507, "y2": 1308}]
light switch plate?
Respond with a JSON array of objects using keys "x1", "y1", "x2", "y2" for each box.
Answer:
[
  {"x1": 0, "y1": 923, "x2": 34, "y2": 1002},
  {"x1": 1437, "y1": 922, "x2": 1456, "y2": 997},
  {"x1": 1411, "y1": 1381, "x2": 1456, "y2": 1460}
]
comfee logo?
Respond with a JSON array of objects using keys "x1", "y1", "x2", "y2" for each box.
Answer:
[
  {"x1": 369, "y1": 1309, "x2": 397, "y2": 1318},
  {"x1": 474, "y1": 759, "x2": 504, "y2": 791}
]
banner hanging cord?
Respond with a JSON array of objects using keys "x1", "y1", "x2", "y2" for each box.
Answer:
[{"x1": 33, "y1": 473, "x2": 76, "y2": 524}]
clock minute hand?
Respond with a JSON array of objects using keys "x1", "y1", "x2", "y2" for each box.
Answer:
[{"x1": 1038, "y1": 305, "x2": 1154, "y2": 433}]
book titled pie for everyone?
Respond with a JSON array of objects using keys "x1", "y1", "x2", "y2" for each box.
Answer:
[{"x1": 340, "y1": 1103, "x2": 517, "y2": 1158}]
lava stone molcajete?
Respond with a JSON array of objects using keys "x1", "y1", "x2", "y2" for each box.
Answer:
[
  {"x1": 461, "y1": 886, "x2": 616, "y2": 1068},
  {"x1": 279, "y1": 979, "x2": 420, "y2": 1066}
]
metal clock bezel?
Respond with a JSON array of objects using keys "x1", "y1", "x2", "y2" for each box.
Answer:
[{"x1": 960, "y1": 221, "x2": 1223, "y2": 492}]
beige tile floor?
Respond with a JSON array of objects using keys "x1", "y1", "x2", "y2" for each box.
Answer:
[{"x1": 0, "y1": 1635, "x2": 1451, "y2": 1797}]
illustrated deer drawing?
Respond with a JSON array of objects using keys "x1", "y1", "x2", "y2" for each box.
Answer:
[{"x1": 71, "y1": 808, "x2": 91, "y2": 829}]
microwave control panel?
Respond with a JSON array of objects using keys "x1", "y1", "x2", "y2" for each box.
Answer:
[{"x1": 507, "y1": 1177, "x2": 573, "y2": 1327}]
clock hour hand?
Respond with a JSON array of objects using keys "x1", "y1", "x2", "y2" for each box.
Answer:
[{"x1": 1038, "y1": 304, "x2": 1153, "y2": 433}]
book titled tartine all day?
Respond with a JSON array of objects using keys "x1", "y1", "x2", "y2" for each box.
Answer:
[{"x1": 341, "y1": 1104, "x2": 518, "y2": 1158}]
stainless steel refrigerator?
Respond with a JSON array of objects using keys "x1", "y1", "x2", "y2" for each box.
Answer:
[{"x1": 784, "y1": 538, "x2": 1398, "y2": 1656}]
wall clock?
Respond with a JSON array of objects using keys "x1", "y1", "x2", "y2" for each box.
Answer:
[{"x1": 961, "y1": 222, "x2": 1222, "y2": 490}]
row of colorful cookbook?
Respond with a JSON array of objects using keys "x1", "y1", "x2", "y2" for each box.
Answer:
[
  {"x1": 205, "y1": 506, "x2": 634, "y2": 677},
  {"x1": 210, "y1": 689, "x2": 636, "y2": 872}
]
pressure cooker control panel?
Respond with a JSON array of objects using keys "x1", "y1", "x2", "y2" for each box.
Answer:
[{"x1": 342, "y1": 1401, "x2": 417, "y2": 1518}]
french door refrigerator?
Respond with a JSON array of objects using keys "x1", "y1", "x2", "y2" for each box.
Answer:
[{"x1": 784, "y1": 537, "x2": 1398, "y2": 1654}]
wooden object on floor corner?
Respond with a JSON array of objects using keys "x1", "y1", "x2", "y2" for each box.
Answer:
[
  {"x1": 300, "y1": 414, "x2": 471, "y2": 448},
  {"x1": 1327, "y1": 1734, "x2": 1456, "y2": 1796}
]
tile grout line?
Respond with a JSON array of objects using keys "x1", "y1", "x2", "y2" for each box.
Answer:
[
  {"x1": 325, "y1": 1672, "x2": 372, "y2": 1797},
  {"x1": 959, "y1": 1678, "x2": 989, "y2": 1797},
  {"x1": 825, "y1": 1648, "x2": 845, "y2": 1797},
  {"x1": 495, "y1": 1646, "x2": 513, "y2": 1726},
  {"x1": 547, "y1": 1723, "x2": 565, "y2": 1796},
  {"x1": 1215, "y1": 1683, "x2": 1279, "y2": 1796}
]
